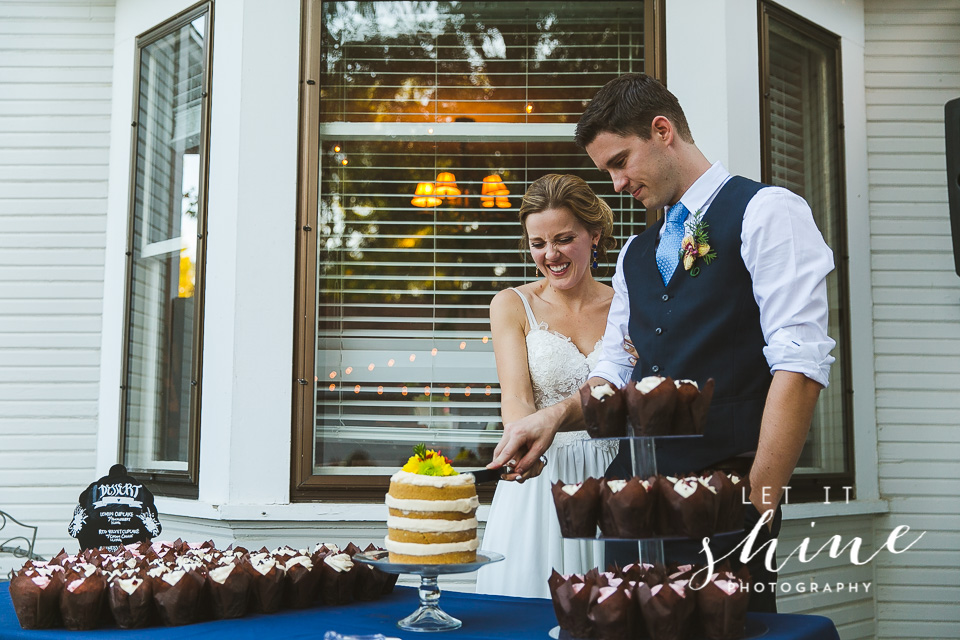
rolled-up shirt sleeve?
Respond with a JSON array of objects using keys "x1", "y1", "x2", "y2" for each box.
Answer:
[
  {"x1": 589, "y1": 236, "x2": 636, "y2": 387},
  {"x1": 741, "y1": 187, "x2": 836, "y2": 387}
]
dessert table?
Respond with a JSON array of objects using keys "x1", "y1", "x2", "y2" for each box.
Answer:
[{"x1": 0, "y1": 583, "x2": 841, "y2": 640}]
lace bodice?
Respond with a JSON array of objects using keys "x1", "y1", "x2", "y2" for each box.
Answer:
[{"x1": 511, "y1": 289, "x2": 617, "y2": 451}]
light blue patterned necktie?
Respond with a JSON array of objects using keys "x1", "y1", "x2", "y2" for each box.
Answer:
[{"x1": 656, "y1": 201, "x2": 688, "y2": 285}]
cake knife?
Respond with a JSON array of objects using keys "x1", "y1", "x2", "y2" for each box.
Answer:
[{"x1": 469, "y1": 455, "x2": 547, "y2": 483}]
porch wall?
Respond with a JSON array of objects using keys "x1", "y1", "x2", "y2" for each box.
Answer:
[
  {"x1": 0, "y1": 0, "x2": 114, "y2": 576},
  {"x1": 865, "y1": 1, "x2": 960, "y2": 638}
]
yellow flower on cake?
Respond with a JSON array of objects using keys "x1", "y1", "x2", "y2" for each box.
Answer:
[{"x1": 402, "y1": 443, "x2": 458, "y2": 476}]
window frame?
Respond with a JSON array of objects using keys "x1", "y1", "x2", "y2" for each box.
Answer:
[
  {"x1": 758, "y1": 0, "x2": 856, "y2": 502},
  {"x1": 291, "y1": 0, "x2": 666, "y2": 502},
  {"x1": 117, "y1": 0, "x2": 215, "y2": 499}
]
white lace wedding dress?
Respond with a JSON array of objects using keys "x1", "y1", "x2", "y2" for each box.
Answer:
[{"x1": 475, "y1": 288, "x2": 618, "y2": 598}]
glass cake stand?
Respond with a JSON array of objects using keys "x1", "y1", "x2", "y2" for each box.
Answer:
[{"x1": 353, "y1": 550, "x2": 504, "y2": 632}]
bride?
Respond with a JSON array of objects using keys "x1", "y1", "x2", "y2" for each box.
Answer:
[{"x1": 476, "y1": 174, "x2": 623, "y2": 598}]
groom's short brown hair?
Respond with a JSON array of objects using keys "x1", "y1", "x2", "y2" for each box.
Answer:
[{"x1": 574, "y1": 73, "x2": 694, "y2": 148}]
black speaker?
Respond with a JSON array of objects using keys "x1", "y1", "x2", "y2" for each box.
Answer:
[{"x1": 946, "y1": 97, "x2": 960, "y2": 276}]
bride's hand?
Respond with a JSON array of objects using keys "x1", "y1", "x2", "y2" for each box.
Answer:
[{"x1": 487, "y1": 409, "x2": 559, "y2": 478}]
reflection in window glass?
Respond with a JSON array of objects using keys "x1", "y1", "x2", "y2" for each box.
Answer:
[
  {"x1": 123, "y1": 12, "x2": 208, "y2": 478},
  {"x1": 764, "y1": 9, "x2": 850, "y2": 475},
  {"x1": 314, "y1": 2, "x2": 646, "y2": 474}
]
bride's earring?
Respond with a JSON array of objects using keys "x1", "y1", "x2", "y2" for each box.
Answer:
[{"x1": 591, "y1": 243, "x2": 598, "y2": 270}]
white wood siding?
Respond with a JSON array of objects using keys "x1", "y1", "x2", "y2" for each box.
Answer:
[
  {"x1": 865, "y1": 1, "x2": 960, "y2": 638},
  {"x1": 0, "y1": 0, "x2": 114, "y2": 576}
]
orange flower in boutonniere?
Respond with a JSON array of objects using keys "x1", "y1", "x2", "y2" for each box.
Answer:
[{"x1": 678, "y1": 210, "x2": 717, "y2": 277}]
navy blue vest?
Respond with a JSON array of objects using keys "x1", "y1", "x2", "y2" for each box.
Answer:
[{"x1": 614, "y1": 176, "x2": 772, "y2": 475}]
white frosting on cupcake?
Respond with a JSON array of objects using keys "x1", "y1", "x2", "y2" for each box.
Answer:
[
  {"x1": 635, "y1": 376, "x2": 665, "y2": 394},
  {"x1": 162, "y1": 570, "x2": 185, "y2": 586},
  {"x1": 209, "y1": 564, "x2": 235, "y2": 584},
  {"x1": 284, "y1": 556, "x2": 313, "y2": 571},
  {"x1": 590, "y1": 383, "x2": 615, "y2": 400},
  {"x1": 323, "y1": 553, "x2": 353, "y2": 572},
  {"x1": 31, "y1": 576, "x2": 50, "y2": 588},
  {"x1": 675, "y1": 379, "x2": 699, "y2": 388},
  {"x1": 673, "y1": 478, "x2": 697, "y2": 498},
  {"x1": 561, "y1": 482, "x2": 583, "y2": 496},
  {"x1": 606, "y1": 479, "x2": 628, "y2": 493},
  {"x1": 117, "y1": 577, "x2": 144, "y2": 595}
]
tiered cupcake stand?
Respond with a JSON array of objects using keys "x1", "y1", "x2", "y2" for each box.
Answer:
[{"x1": 550, "y1": 431, "x2": 764, "y2": 640}]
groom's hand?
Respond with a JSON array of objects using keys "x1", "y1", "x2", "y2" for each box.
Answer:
[{"x1": 488, "y1": 395, "x2": 581, "y2": 476}]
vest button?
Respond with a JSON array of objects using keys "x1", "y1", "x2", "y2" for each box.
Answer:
[
  {"x1": 661, "y1": 294, "x2": 669, "y2": 301},
  {"x1": 655, "y1": 328, "x2": 662, "y2": 335},
  {"x1": 651, "y1": 365, "x2": 660, "y2": 373}
]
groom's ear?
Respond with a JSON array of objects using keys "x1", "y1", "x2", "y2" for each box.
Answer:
[{"x1": 650, "y1": 115, "x2": 674, "y2": 145}]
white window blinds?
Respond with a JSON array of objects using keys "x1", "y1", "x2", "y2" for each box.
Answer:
[{"x1": 314, "y1": 1, "x2": 646, "y2": 474}]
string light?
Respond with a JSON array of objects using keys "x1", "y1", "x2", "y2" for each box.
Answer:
[
  {"x1": 345, "y1": 367, "x2": 353, "y2": 374},
  {"x1": 459, "y1": 342, "x2": 466, "y2": 350},
  {"x1": 424, "y1": 386, "x2": 431, "y2": 396},
  {"x1": 334, "y1": 145, "x2": 341, "y2": 153},
  {"x1": 409, "y1": 354, "x2": 416, "y2": 362},
  {"x1": 341, "y1": 159, "x2": 348, "y2": 166},
  {"x1": 484, "y1": 386, "x2": 492, "y2": 396},
  {"x1": 526, "y1": 103, "x2": 534, "y2": 114},
  {"x1": 354, "y1": 385, "x2": 361, "y2": 394},
  {"x1": 377, "y1": 386, "x2": 383, "y2": 395},
  {"x1": 368, "y1": 363, "x2": 375, "y2": 371},
  {"x1": 387, "y1": 359, "x2": 395, "y2": 367},
  {"x1": 482, "y1": 336, "x2": 489, "y2": 343},
  {"x1": 328, "y1": 383, "x2": 335, "y2": 391},
  {"x1": 401, "y1": 386, "x2": 408, "y2": 396},
  {"x1": 329, "y1": 371, "x2": 337, "y2": 379},
  {"x1": 431, "y1": 348, "x2": 438, "y2": 356},
  {"x1": 464, "y1": 386, "x2": 471, "y2": 396},
  {"x1": 444, "y1": 387, "x2": 451, "y2": 397}
]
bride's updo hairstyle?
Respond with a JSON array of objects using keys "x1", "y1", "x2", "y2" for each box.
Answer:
[{"x1": 518, "y1": 174, "x2": 616, "y2": 264}]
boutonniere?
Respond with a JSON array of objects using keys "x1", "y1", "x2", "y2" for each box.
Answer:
[{"x1": 679, "y1": 210, "x2": 716, "y2": 277}]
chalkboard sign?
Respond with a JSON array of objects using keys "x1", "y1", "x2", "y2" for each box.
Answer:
[{"x1": 68, "y1": 463, "x2": 162, "y2": 551}]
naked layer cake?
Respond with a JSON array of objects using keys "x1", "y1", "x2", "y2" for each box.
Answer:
[{"x1": 384, "y1": 445, "x2": 479, "y2": 564}]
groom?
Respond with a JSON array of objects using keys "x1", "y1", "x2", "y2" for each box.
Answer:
[{"x1": 488, "y1": 73, "x2": 836, "y2": 612}]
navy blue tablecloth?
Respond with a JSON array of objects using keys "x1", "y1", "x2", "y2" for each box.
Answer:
[{"x1": 0, "y1": 583, "x2": 840, "y2": 640}]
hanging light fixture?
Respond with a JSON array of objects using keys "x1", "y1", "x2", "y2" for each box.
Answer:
[
  {"x1": 481, "y1": 174, "x2": 511, "y2": 208},
  {"x1": 411, "y1": 181, "x2": 442, "y2": 207},
  {"x1": 435, "y1": 172, "x2": 461, "y2": 198}
]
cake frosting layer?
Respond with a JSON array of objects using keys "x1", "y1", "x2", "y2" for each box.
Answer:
[
  {"x1": 390, "y1": 470, "x2": 474, "y2": 486},
  {"x1": 385, "y1": 494, "x2": 479, "y2": 513},
  {"x1": 387, "y1": 515, "x2": 478, "y2": 533},
  {"x1": 382, "y1": 536, "x2": 479, "y2": 556}
]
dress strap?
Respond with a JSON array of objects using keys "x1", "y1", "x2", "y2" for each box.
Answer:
[{"x1": 509, "y1": 287, "x2": 539, "y2": 330}]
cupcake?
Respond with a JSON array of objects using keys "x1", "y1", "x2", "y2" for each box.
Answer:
[
  {"x1": 672, "y1": 378, "x2": 715, "y2": 435},
  {"x1": 320, "y1": 552, "x2": 358, "y2": 605},
  {"x1": 9, "y1": 567, "x2": 64, "y2": 629},
  {"x1": 207, "y1": 562, "x2": 252, "y2": 619},
  {"x1": 599, "y1": 476, "x2": 657, "y2": 538},
  {"x1": 60, "y1": 563, "x2": 107, "y2": 630},
  {"x1": 624, "y1": 376, "x2": 679, "y2": 435},
  {"x1": 548, "y1": 572, "x2": 598, "y2": 639},
  {"x1": 580, "y1": 381, "x2": 627, "y2": 438},
  {"x1": 588, "y1": 584, "x2": 636, "y2": 640},
  {"x1": 636, "y1": 580, "x2": 696, "y2": 640},
  {"x1": 108, "y1": 575, "x2": 155, "y2": 629},
  {"x1": 695, "y1": 566, "x2": 751, "y2": 640},
  {"x1": 152, "y1": 568, "x2": 204, "y2": 626},
  {"x1": 244, "y1": 552, "x2": 285, "y2": 614},
  {"x1": 552, "y1": 477, "x2": 602, "y2": 538},
  {"x1": 657, "y1": 475, "x2": 720, "y2": 538},
  {"x1": 282, "y1": 553, "x2": 320, "y2": 609}
]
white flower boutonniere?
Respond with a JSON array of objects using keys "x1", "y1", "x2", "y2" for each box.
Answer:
[{"x1": 678, "y1": 210, "x2": 717, "y2": 277}]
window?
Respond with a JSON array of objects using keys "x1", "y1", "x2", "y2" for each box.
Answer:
[
  {"x1": 759, "y1": 1, "x2": 853, "y2": 497},
  {"x1": 119, "y1": 2, "x2": 213, "y2": 498},
  {"x1": 294, "y1": 1, "x2": 664, "y2": 499}
]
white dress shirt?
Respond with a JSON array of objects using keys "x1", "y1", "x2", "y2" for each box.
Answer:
[{"x1": 590, "y1": 162, "x2": 836, "y2": 388}]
